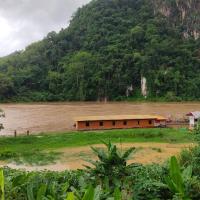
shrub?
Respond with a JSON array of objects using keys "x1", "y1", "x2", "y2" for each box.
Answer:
[
  {"x1": 179, "y1": 146, "x2": 200, "y2": 178},
  {"x1": 131, "y1": 164, "x2": 171, "y2": 200}
]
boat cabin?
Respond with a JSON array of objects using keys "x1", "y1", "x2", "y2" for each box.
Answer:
[{"x1": 74, "y1": 115, "x2": 167, "y2": 130}]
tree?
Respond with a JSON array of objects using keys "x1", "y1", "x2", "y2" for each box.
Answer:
[
  {"x1": 0, "y1": 0, "x2": 199, "y2": 101},
  {"x1": 130, "y1": 25, "x2": 145, "y2": 47},
  {"x1": 0, "y1": 74, "x2": 14, "y2": 100},
  {"x1": 47, "y1": 71, "x2": 63, "y2": 95},
  {"x1": 62, "y1": 51, "x2": 97, "y2": 100}
]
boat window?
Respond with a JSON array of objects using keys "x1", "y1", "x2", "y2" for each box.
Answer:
[{"x1": 99, "y1": 121, "x2": 104, "y2": 126}]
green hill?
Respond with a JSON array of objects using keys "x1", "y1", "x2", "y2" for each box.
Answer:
[{"x1": 0, "y1": 0, "x2": 199, "y2": 102}]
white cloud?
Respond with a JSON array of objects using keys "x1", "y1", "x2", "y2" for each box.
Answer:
[{"x1": 0, "y1": 0, "x2": 91, "y2": 57}]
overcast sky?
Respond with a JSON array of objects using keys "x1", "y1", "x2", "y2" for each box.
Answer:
[{"x1": 0, "y1": 0, "x2": 91, "y2": 57}]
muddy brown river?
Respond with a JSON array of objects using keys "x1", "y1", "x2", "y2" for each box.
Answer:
[{"x1": 0, "y1": 102, "x2": 200, "y2": 135}]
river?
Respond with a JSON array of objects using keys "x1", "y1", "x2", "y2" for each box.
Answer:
[{"x1": 0, "y1": 102, "x2": 200, "y2": 135}]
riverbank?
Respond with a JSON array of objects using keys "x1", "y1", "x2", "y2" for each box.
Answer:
[
  {"x1": 4, "y1": 142, "x2": 195, "y2": 171},
  {"x1": 0, "y1": 128, "x2": 194, "y2": 167}
]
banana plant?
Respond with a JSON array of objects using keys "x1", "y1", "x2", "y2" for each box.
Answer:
[
  {"x1": 86, "y1": 141, "x2": 135, "y2": 178},
  {"x1": 66, "y1": 185, "x2": 122, "y2": 200},
  {"x1": 66, "y1": 185, "x2": 96, "y2": 200},
  {"x1": 165, "y1": 156, "x2": 192, "y2": 200},
  {"x1": 0, "y1": 169, "x2": 4, "y2": 200},
  {"x1": 27, "y1": 183, "x2": 47, "y2": 200}
]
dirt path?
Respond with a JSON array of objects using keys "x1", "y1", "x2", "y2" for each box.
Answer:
[{"x1": 2, "y1": 142, "x2": 195, "y2": 171}]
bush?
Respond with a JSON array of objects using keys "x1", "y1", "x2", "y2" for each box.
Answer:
[
  {"x1": 130, "y1": 164, "x2": 171, "y2": 200},
  {"x1": 179, "y1": 146, "x2": 200, "y2": 178}
]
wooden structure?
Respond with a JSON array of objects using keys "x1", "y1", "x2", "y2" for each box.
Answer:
[
  {"x1": 186, "y1": 111, "x2": 200, "y2": 129},
  {"x1": 74, "y1": 115, "x2": 167, "y2": 130}
]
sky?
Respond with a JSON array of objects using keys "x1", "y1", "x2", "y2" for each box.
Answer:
[{"x1": 0, "y1": 0, "x2": 91, "y2": 57}]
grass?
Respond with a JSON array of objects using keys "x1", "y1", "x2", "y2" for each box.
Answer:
[
  {"x1": 0, "y1": 150, "x2": 62, "y2": 165},
  {"x1": 0, "y1": 128, "x2": 194, "y2": 165}
]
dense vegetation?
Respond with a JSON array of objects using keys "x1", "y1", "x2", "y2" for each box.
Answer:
[
  {"x1": 1, "y1": 136, "x2": 200, "y2": 199},
  {"x1": 0, "y1": 0, "x2": 199, "y2": 102}
]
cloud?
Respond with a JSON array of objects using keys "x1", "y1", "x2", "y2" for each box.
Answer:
[{"x1": 0, "y1": 0, "x2": 91, "y2": 57}]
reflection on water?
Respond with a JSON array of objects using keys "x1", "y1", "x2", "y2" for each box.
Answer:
[{"x1": 0, "y1": 102, "x2": 199, "y2": 135}]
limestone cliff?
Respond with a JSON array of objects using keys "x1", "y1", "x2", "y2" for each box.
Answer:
[{"x1": 152, "y1": 0, "x2": 200, "y2": 39}]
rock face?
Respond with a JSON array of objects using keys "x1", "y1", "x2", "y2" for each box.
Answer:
[
  {"x1": 141, "y1": 77, "x2": 147, "y2": 98},
  {"x1": 126, "y1": 85, "x2": 133, "y2": 97},
  {"x1": 152, "y1": 0, "x2": 200, "y2": 39}
]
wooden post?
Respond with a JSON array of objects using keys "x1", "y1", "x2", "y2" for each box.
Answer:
[
  {"x1": 14, "y1": 130, "x2": 17, "y2": 137},
  {"x1": 27, "y1": 130, "x2": 30, "y2": 136}
]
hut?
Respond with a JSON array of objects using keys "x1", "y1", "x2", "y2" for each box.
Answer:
[
  {"x1": 74, "y1": 115, "x2": 167, "y2": 130},
  {"x1": 186, "y1": 111, "x2": 200, "y2": 129}
]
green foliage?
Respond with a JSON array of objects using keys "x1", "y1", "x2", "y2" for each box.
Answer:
[
  {"x1": 3, "y1": 168, "x2": 80, "y2": 200},
  {"x1": 0, "y1": 0, "x2": 199, "y2": 101},
  {"x1": 179, "y1": 146, "x2": 200, "y2": 180},
  {"x1": 0, "y1": 74, "x2": 14, "y2": 100},
  {"x1": 178, "y1": 146, "x2": 200, "y2": 199},
  {"x1": 84, "y1": 141, "x2": 134, "y2": 199},
  {"x1": 0, "y1": 149, "x2": 61, "y2": 166},
  {"x1": 131, "y1": 164, "x2": 170, "y2": 200},
  {"x1": 86, "y1": 141, "x2": 134, "y2": 189},
  {"x1": 2, "y1": 167, "x2": 123, "y2": 200},
  {"x1": 0, "y1": 170, "x2": 4, "y2": 200},
  {"x1": 2, "y1": 139, "x2": 200, "y2": 200},
  {"x1": 194, "y1": 120, "x2": 200, "y2": 135},
  {"x1": 165, "y1": 156, "x2": 192, "y2": 200}
]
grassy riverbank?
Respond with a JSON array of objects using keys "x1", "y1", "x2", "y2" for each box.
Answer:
[{"x1": 0, "y1": 128, "x2": 194, "y2": 165}]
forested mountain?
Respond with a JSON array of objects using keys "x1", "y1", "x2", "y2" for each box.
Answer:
[{"x1": 0, "y1": 0, "x2": 199, "y2": 102}]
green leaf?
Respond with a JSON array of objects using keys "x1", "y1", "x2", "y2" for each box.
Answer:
[
  {"x1": 66, "y1": 192, "x2": 75, "y2": 200},
  {"x1": 114, "y1": 188, "x2": 121, "y2": 200},
  {"x1": 165, "y1": 176, "x2": 178, "y2": 193},
  {"x1": 0, "y1": 170, "x2": 4, "y2": 200},
  {"x1": 82, "y1": 185, "x2": 95, "y2": 200},
  {"x1": 169, "y1": 156, "x2": 184, "y2": 194},
  {"x1": 182, "y1": 166, "x2": 192, "y2": 181},
  {"x1": 94, "y1": 185, "x2": 101, "y2": 200},
  {"x1": 36, "y1": 184, "x2": 47, "y2": 200},
  {"x1": 27, "y1": 183, "x2": 35, "y2": 200},
  {"x1": 122, "y1": 147, "x2": 135, "y2": 160}
]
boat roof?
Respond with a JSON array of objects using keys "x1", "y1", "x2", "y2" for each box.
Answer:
[
  {"x1": 186, "y1": 111, "x2": 200, "y2": 119},
  {"x1": 74, "y1": 115, "x2": 167, "y2": 122}
]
